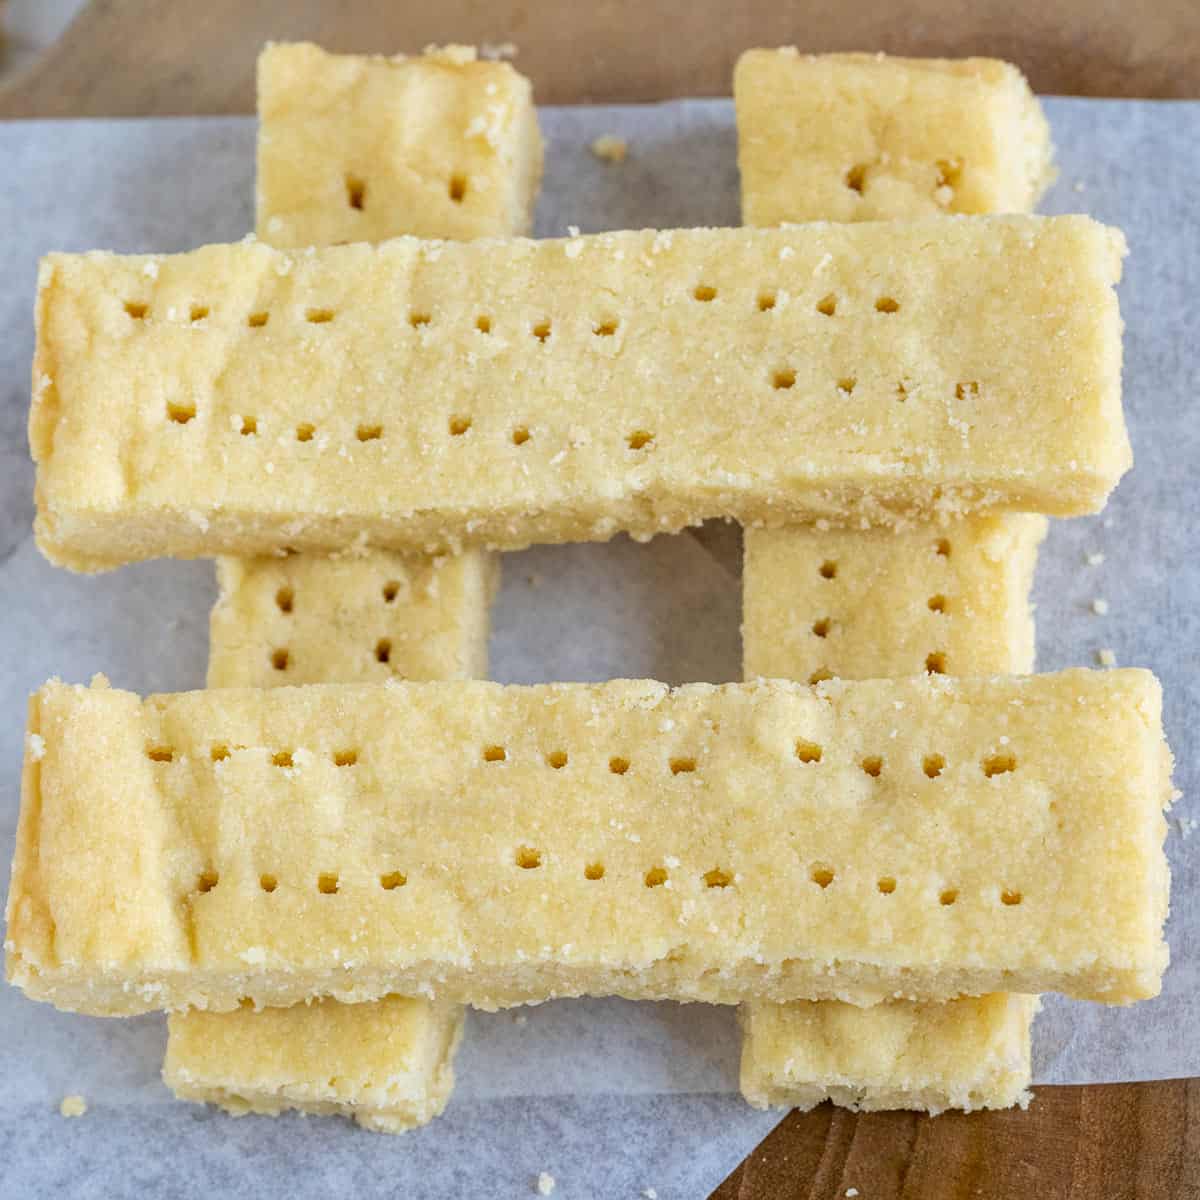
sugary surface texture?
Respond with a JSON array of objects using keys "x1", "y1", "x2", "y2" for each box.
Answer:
[
  {"x1": 164, "y1": 996, "x2": 463, "y2": 1132},
  {"x1": 743, "y1": 515, "x2": 1046, "y2": 683},
  {"x1": 256, "y1": 43, "x2": 543, "y2": 246},
  {"x1": 30, "y1": 216, "x2": 1129, "y2": 571},
  {"x1": 6, "y1": 671, "x2": 1170, "y2": 1015},
  {"x1": 207, "y1": 550, "x2": 497, "y2": 687},
  {"x1": 740, "y1": 994, "x2": 1037, "y2": 1113},
  {"x1": 735, "y1": 51, "x2": 1054, "y2": 226}
]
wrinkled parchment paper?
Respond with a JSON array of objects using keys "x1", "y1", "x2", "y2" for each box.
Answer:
[{"x1": 0, "y1": 98, "x2": 1196, "y2": 1198}]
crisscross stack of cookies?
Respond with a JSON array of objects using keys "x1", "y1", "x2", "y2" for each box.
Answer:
[{"x1": 5, "y1": 42, "x2": 1174, "y2": 1134}]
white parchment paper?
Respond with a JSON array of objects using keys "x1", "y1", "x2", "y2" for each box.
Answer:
[{"x1": 0, "y1": 98, "x2": 1196, "y2": 1198}]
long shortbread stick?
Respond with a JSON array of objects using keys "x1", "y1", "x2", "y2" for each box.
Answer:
[
  {"x1": 31, "y1": 216, "x2": 1128, "y2": 571},
  {"x1": 8, "y1": 671, "x2": 1171, "y2": 1016},
  {"x1": 740, "y1": 516, "x2": 1046, "y2": 1114},
  {"x1": 163, "y1": 41, "x2": 532, "y2": 1131},
  {"x1": 735, "y1": 54, "x2": 1058, "y2": 1115}
]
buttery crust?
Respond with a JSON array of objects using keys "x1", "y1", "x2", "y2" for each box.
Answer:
[
  {"x1": 6, "y1": 671, "x2": 1171, "y2": 1015},
  {"x1": 735, "y1": 50, "x2": 1054, "y2": 226},
  {"x1": 30, "y1": 217, "x2": 1129, "y2": 571}
]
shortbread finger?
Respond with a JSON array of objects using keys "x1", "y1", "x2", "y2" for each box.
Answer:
[
  {"x1": 8, "y1": 671, "x2": 1170, "y2": 1016},
  {"x1": 735, "y1": 50, "x2": 1053, "y2": 227},
  {"x1": 165, "y1": 996, "x2": 463, "y2": 1132},
  {"x1": 31, "y1": 216, "x2": 1128, "y2": 571},
  {"x1": 257, "y1": 43, "x2": 543, "y2": 247},
  {"x1": 173, "y1": 43, "x2": 528, "y2": 1133},
  {"x1": 741, "y1": 514, "x2": 1045, "y2": 1112},
  {"x1": 740, "y1": 994, "x2": 1038, "y2": 1114},
  {"x1": 743, "y1": 515, "x2": 1046, "y2": 683}
]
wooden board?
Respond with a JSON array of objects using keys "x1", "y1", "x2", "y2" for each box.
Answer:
[
  {"x1": 1, "y1": 0, "x2": 1199, "y2": 116},
  {"x1": 1, "y1": 4, "x2": 1198, "y2": 1197},
  {"x1": 713, "y1": 1080, "x2": 1200, "y2": 1200}
]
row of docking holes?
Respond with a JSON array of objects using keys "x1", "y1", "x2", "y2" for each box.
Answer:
[
  {"x1": 189, "y1": 861, "x2": 1021, "y2": 907},
  {"x1": 807, "y1": 540, "x2": 954, "y2": 681},
  {"x1": 343, "y1": 172, "x2": 467, "y2": 210},
  {"x1": 129, "y1": 286, "x2": 904, "y2": 343},
  {"x1": 147, "y1": 741, "x2": 1017, "y2": 781},
  {"x1": 160, "y1": 376, "x2": 972, "y2": 438}
]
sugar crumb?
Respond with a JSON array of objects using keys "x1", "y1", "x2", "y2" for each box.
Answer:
[
  {"x1": 59, "y1": 1095, "x2": 87, "y2": 1118},
  {"x1": 479, "y1": 41, "x2": 517, "y2": 60},
  {"x1": 1096, "y1": 648, "x2": 1116, "y2": 667},
  {"x1": 1177, "y1": 815, "x2": 1197, "y2": 839},
  {"x1": 1086, "y1": 552, "x2": 1105, "y2": 566},
  {"x1": 536, "y1": 1171, "x2": 556, "y2": 1195},
  {"x1": 591, "y1": 134, "x2": 628, "y2": 164},
  {"x1": 1073, "y1": 180, "x2": 1086, "y2": 193},
  {"x1": 644, "y1": 1190, "x2": 658, "y2": 1199},
  {"x1": 1090, "y1": 598, "x2": 1109, "y2": 616},
  {"x1": 26, "y1": 732, "x2": 46, "y2": 761},
  {"x1": 846, "y1": 1190, "x2": 860, "y2": 1198}
]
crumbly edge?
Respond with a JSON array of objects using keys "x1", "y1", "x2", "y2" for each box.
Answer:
[
  {"x1": 164, "y1": 1004, "x2": 464, "y2": 1132},
  {"x1": 739, "y1": 995, "x2": 1038, "y2": 1114}
]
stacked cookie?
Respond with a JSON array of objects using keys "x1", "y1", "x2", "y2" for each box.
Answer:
[{"x1": 5, "y1": 43, "x2": 1174, "y2": 1136}]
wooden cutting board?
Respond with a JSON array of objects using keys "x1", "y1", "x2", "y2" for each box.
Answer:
[{"x1": 2, "y1": 3, "x2": 1198, "y2": 1197}]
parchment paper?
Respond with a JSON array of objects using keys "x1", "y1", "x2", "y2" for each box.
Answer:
[{"x1": 0, "y1": 98, "x2": 1196, "y2": 1198}]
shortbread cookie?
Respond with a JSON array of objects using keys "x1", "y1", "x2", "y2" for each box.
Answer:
[
  {"x1": 7, "y1": 671, "x2": 1171, "y2": 1015},
  {"x1": 735, "y1": 51, "x2": 1053, "y2": 226},
  {"x1": 743, "y1": 515, "x2": 1046, "y2": 683},
  {"x1": 207, "y1": 551, "x2": 497, "y2": 687},
  {"x1": 30, "y1": 216, "x2": 1129, "y2": 571},
  {"x1": 740, "y1": 994, "x2": 1038, "y2": 1113},
  {"x1": 257, "y1": 43, "x2": 543, "y2": 247},
  {"x1": 164, "y1": 996, "x2": 463, "y2": 1132}
]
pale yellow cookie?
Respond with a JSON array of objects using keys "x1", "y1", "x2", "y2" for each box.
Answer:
[
  {"x1": 256, "y1": 43, "x2": 542, "y2": 246},
  {"x1": 31, "y1": 217, "x2": 1128, "y2": 571},
  {"x1": 735, "y1": 50, "x2": 1053, "y2": 226},
  {"x1": 743, "y1": 515, "x2": 1046, "y2": 683},
  {"x1": 740, "y1": 994, "x2": 1038, "y2": 1114},
  {"x1": 8, "y1": 671, "x2": 1171, "y2": 1016},
  {"x1": 165, "y1": 996, "x2": 463, "y2": 1133}
]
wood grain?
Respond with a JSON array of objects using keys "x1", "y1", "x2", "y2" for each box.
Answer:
[
  {"x1": 2, "y1": 4, "x2": 1198, "y2": 1199},
  {"x1": 712, "y1": 1080, "x2": 1200, "y2": 1199},
  {"x1": 1, "y1": 0, "x2": 1199, "y2": 118}
]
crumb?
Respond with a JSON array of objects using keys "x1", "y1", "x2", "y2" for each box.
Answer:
[
  {"x1": 1090, "y1": 598, "x2": 1109, "y2": 616},
  {"x1": 480, "y1": 41, "x2": 517, "y2": 60},
  {"x1": 644, "y1": 1190, "x2": 658, "y2": 1199},
  {"x1": 527, "y1": 573, "x2": 542, "y2": 588},
  {"x1": 591, "y1": 134, "x2": 628, "y2": 164},
  {"x1": 1086, "y1": 552, "x2": 1105, "y2": 566},
  {"x1": 536, "y1": 1172, "x2": 556, "y2": 1195},
  {"x1": 59, "y1": 1095, "x2": 87, "y2": 1118},
  {"x1": 1177, "y1": 815, "x2": 1197, "y2": 839},
  {"x1": 1103, "y1": 517, "x2": 1114, "y2": 529},
  {"x1": 1096, "y1": 648, "x2": 1116, "y2": 667},
  {"x1": 515, "y1": 1013, "x2": 528, "y2": 1026},
  {"x1": 1073, "y1": 180, "x2": 1086, "y2": 193},
  {"x1": 26, "y1": 732, "x2": 46, "y2": 761},
  {"x1": 846, "y1": 1190, "x2": 859, "y2": 1198}
]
